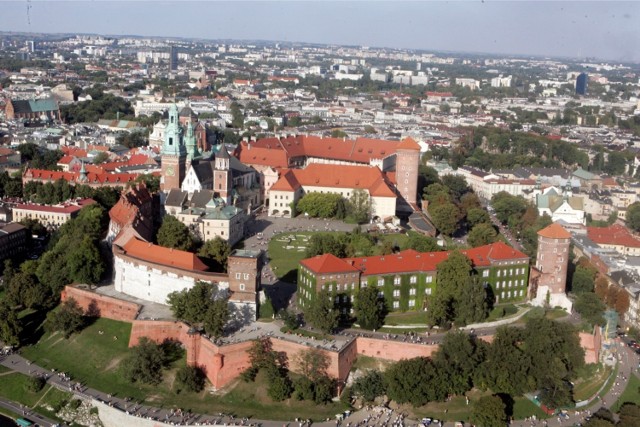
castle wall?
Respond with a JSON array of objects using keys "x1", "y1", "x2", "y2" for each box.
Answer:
[{"x1": 61, "y1": 286, "x2": 140, "y2": 321}]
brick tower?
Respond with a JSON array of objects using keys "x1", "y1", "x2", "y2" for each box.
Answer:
[
  {"x1": 530, "y1": 223, "x2": 573, "y2": 311},
  {"x1": 227, "y1": 249, "x2": 262, "y2": 321},
  {"x1": 161, "y1": 104, "x2": 186, "y2": 191},
  {"x1": 395, "y1": 137, "x2": 421, "y2": 211}
]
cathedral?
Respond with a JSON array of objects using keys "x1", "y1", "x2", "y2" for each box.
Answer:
[{"x1": 160, "y1": 103, "x2": 258, "y2": 206}]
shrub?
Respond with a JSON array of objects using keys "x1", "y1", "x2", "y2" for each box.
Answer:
[
  {"x1": 267, "y1": 375, "x2": 293, "y2": 402},
  {"x1": 69, "y1": 399, "x2": 82, "y2": 410},
  {"x1": 25, "y1": 376, "x2": 45, "y2": 393},
  {"x1": 239, "y1": 366, "x2": 258, "y2": 383},
  {"x1": 175, "y1": 366, "x2": 206, "y2": 393}
]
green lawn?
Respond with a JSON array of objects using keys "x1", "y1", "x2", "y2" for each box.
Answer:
[
  {"x1": 267, "y1": 231, "x2": 410, "y2": 282},
  {"x1": 19, "y1": 318, "x2": 348, "y2": 421},
  {"x1": 512, "y1": 397, "x2": 549, "y2": 420},
  {"x1": 0, "y1": 372, "x2": 71, "y2": 411},
  {"x1": 268, "y1": 232, "x2": 340, "y2": 282},
  {"x1": 384, "y1": 311, "x2": 428, "y2": 325},
  {"x1": 612, "y1": 373, "x2": 640, "y2": 412},
  {"x1": 411, "y1": 391, "x2": 547, "y2": 423},
  {"x1": 573, "y1": 364, "x2": 612, "y2": 402},
  {"x1": 0, "y1": 365, "x2": 10, "y2": 374}
]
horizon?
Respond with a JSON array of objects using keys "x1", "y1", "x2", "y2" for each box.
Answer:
[{"x1": 0, "y1": 1, "x2": 639, "y2": 63}]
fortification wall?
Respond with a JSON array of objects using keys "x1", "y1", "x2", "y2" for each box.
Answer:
[{"x1": 61, "y1": 286, "x2": 140, "y2": 321}]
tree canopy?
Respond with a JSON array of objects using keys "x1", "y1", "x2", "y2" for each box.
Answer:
[{"x1": 157, "y1": 215, "x2": 195, "y2": 251}]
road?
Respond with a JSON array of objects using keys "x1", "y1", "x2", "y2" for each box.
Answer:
[{"x1": 0, "y1": 392, "x2": 59, "y2": 427}]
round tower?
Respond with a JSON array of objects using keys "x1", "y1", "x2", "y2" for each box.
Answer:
[
  {"x1": 535, "y1": 223, "x2": 571, "y2": 295},
  {"x1": 395, "y1": 137, "x2": 421, "y2": 209}
]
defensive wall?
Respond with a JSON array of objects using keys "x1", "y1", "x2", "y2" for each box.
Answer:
[
  {"x1": 61, "y1": 286, "x2": 141, "y2": 321},
  {"x1": 65, "y1": 286, "x2": 603, "y2": 390}
]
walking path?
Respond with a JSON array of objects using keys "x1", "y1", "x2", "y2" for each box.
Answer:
[{"x1": 0, "y1": 338, "x2": 637, "y2": 427}]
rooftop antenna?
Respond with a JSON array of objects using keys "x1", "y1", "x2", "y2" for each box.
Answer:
[{"x1": 26, "y1": 0, "x2": 31, "y2": 26}]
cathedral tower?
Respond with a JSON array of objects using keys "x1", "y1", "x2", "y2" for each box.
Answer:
[{"x1": 161, "y1": 104, "x2": 186, "y2": 191}]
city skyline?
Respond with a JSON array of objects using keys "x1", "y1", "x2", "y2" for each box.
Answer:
[{"x1": 1, "y1": 1, "x2": 639, "y2": 63}]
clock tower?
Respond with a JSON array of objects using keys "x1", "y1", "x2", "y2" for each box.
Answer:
[{"x1": 161, "y1": 104, "x2": 187, "y2": 191}]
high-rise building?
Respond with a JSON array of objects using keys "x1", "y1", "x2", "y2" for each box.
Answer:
[
  {"x1": 576, "y1": 72, "x2": 588, "y2": 95},
  {"x1": 169, "y1": 46, "x2": 178, "y2": 72},
  {"x1": 25, "y1": 40, "x2": 35, "y2": 52}
]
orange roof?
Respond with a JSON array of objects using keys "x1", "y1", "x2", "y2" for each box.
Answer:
[
  {"x1": 122, "y1": 237, "x2": 208, "y2": 271},
  {"x1": 57, "y1": 155, "x2": 77, "y2": 165},
  {"x1": 248, "y1": 135, "x2": 403, "y2": 165},
  {"x1": 300, "y1": 253, "x2": 360, "y2": 274},
  {"x1": 300, "y1": 242, "x2": 529, "y2": 275},
  {"x1": 236, "y1": 141, "x2": 289, "y2": 168},
  {"x1": 396, "y1": 137, "x2": 421, "y2": 151},
  {"x1": 23, "y1": 168, "x2": 139, "y2": 185},
  {"x1": 270, "y1": 164, "x2": 395, "y2": 197},
  {"x1": 587, "y1": 224, "x2": 640, "y2": 248},
  {"x1": 538, "y1": 223, "x2": 571, "y2": 239}
]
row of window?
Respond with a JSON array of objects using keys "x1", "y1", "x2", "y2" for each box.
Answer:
[
  {"x1": 496, "y1": 267, "x2": 526, "y2": 277},
  {"x1": 495, "y1": 279, "x2": 525, "y2": 289},
  {"x1": 499, "y1": 290, "x2": 524, "y2": 299},
  {"x1": 235, "y1": 273, "x2": 251, "y2": 280}
]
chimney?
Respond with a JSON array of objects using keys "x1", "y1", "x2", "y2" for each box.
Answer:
[
  {"x1": 242, "y1": 136, "x2": 249, "y2": 143},
  {"x1": 248, "y1": 143, "x2": 251, "y2": 150}
]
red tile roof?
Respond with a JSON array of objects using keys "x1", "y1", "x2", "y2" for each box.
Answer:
[
  {"x1": 300, "y1": 253, "x2": 361, "y2": 274},
  {"x1": 301, "y1": 242, "x2": 529, "y2": 275},
  {"x1": 235, "y1": 141, "x2": 289, "y2": 168},
  {"x1": 14, "y1": 198, "x2": 96, "y2": 214},
  {"x1": 538, "y1": 223, "x2": 571, "y2": 239},
  {"x1": 587, "y1": 224, "x2": 640, "y2": 248},
  {"x1": 270, "y1": 163, "x2": 395, "y2": 197},
  {"x1": 246, "y1": 135, "x2": 404, "y2": 165},
  {"x1": 122, "y1": 237, "x2": 209, "y2": 271},
  {"x1": 396, "y1": 137, "x2": 421, "y2": 151},
  {"x1": 23, "y1": 168, "x2": 139, "y2": 186}
]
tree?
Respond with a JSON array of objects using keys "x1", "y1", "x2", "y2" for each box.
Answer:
[
  {"x1": 167, "y1": 281, "x2": 221, "y2": 326},
  {"x1": 475, "y1": 326, "x2": 530, "y2": 396},
  {"x1": 471, "y1": 395, "x2": 508, "y2": 427},
  {"x1": 384, "y1": 357, "x2": 447, "y2": 406},
  {"x1": 353, "y1": 286, "x2": 385, "y2": 330},
  {"x1": 571, "y1": 265, "x2": 596, "y2": 294},
  {"x1": 297, "y1": 192, "x2": 344, "y2": 218},
  {"x1": 203, "y1": 298, "x2": 229, "y2": 339},
  {"x1": 619, "y1": 403, "x2": 640, "y2": 426},
  {"x1": 347, "y1": 189, "x2": 371, "y2": 223},
  {"x1": 574, "y1": 292, "x2": 606, "y2": 326},
  {"x1": 627, "y1": 202, "x2": 640, "y2": 232},
  {"x1": 595, "y1": 277, "x2": 609, "y2": 300},
  {"x1": 67, "y1": 235, "x2": 105, "y2": 284},
  {"x1": 491, "y1": 192, "x2": 528, "y2": 225},
  {"x1": 295, "y1": 348, "x2": 330, "y2": 382},
  {"x1": 157, "y1": 215, "x2": 194, "y2": 251},
  {"x1": 428, "y1": 251, "x2": 474, "y2": 326},
  {"x1": 306, "y1": 234, "x2": 347, "y2": 258},
  {"x1": 267, "y1": 375, "x2": 293, "y2": 401},
  {"x1": 614, "y1": 288, "x2": 630, "y2": 317},
  {"x1": 25, "y1": 375, "x2": 46, "y2": 393},
  {"x1": 46, "y1": 298, "x2": 86, "y2": 338},
  {"x1": 441, "y1": 175, "x2": 470, "y2": 201},
  {"x1": 259, "y1": 297, "x2": 275, "y2": 319},
  {"x1": 433, "y1": 331, "x2": 484, "y2": 396},
  {"x1": 175, "y1": 366, "x2": 206, "y2": 393},
  {"x1": 352, "y1": 370, "x2": 386, "y2": 402},
  {"x1": 429, "y1": 202, "x2": 461, "y2": 236},
  {"x1": 402, "y1": 232, "x2": 440, "y2": 252},
  {"x1": 306, "y1": 289, "x2": 339, "y2": 334},
  {"x1": 0, "y1": 302, "x2": 21, "y2": 347},
  {"x1": 93, "y1": 151, "x2": 110, "y2": 164},
  {"x1": 198, "y1": 237, "x2": 230, "y2": 272},
  {"x1": 123, "y1": 337, "x2": 167, "y2": 385},
  {"x1": 6, "y1": 271, "x2": 50, "y2": 309},
  {"x1": 467, "y1": 223, "x2": 498, "y2": 248},
  {"x1": 467, "y1": 207, "x2": 491, "y2": 227},
  {"x1": 278, "y1": 309, "x2": 299, "y2": 330}
]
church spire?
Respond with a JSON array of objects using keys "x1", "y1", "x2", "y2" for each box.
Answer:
[{"x1": 185, "y1": 121, "x2": 198, "y2": 160}]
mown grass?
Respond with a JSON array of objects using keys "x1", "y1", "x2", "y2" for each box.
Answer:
[
  {"x1": 19, "y1": 318, "x2": 347, "y2": 421},
  {"x1": 573, "y1": 364, "x2": 612, "y2": 402},
  {"x1": 612, "y1": 373, "x2": 640, "y2": 412}
]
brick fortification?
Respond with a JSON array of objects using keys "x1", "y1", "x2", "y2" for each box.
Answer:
[
  {"x1": 64, "y1": 287, "x2": 599, "y2": 391},
  {"x1": 61, "y1": 286, "x2": 140, "y2": 321}
]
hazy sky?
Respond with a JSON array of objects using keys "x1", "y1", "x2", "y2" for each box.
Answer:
[{"x1": 2, "y1": 1, "x2": 639, "y2": 62}]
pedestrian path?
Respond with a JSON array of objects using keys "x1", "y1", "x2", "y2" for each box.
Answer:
[{"x1": 0, "y1": 339, "x2": 636, "y2": 427}]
